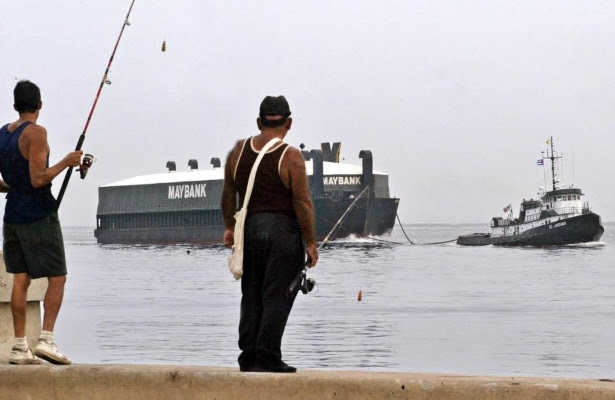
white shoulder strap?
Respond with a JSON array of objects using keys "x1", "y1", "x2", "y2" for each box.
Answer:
[
  {"x1": 241, "y1": 137, "x2": 281, "y2": 209},
  {"x1": 233, "y1": 138, "x2": 249, "y2": 181}
]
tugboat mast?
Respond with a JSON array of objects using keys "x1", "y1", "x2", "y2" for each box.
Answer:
[{"x1": 545, "y1": 136, "x2": 561, "y2": 191}]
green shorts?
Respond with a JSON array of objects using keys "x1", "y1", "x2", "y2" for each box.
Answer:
[{"x1": 3, "y1": 213, "x2": 67, "y2": 279}]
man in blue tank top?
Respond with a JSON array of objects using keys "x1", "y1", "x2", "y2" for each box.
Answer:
[
  {"x1": 0, "y1": 80, "x2": 82, "y2": 365},
  {"x1": 222, "y1": 95, "x2": 318, "y2": 373}
]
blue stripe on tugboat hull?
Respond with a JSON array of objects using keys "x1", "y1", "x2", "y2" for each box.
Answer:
[{"x1": 457, "y1": 213, "x2": 604, "y2": 247}]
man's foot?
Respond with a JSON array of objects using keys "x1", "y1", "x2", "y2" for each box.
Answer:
[
  {"x1": 255, "y1": 359, "x2": 297, "y2": 373},
  {"x1": 9, "y1": 347, "x2": 43, "y2": 365},
  {"x1": 34, "y1": 338, "x2": 72, "y2": 365},
  {"x1": 239, "y1": 363, "x2": 258, "y2": 372}
]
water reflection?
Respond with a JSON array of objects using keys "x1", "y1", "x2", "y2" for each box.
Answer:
[{"x1": 56, "y1": 223, "x2": 614, "y2": 377}]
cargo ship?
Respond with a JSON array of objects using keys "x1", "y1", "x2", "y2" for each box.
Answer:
[
  {"x1": 94, "y1": 142, "x2": 400, "y2": 245},
  {"x1": 457, "y1": 137, "x2": 604, "y2": 246}
]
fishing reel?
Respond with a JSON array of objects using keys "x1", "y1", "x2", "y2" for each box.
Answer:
[
  {"x1": 78, "y1": 153, "x2": 94, "y2": 179},
  {"x1": 287, "y1": 266, "x2": 316, "y2": 297}
]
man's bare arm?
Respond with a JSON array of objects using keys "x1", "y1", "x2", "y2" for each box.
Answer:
[
  {"x1": 0, "y1": 180, "x2": 9, "y2": 193},
  {"x1": 283, "y1": 147, "x2": 316, "y2": 244},
  {"x1": 24, "y1": 125, "x2": 82, "y2": 188},
  {"x1": 221, "y1": 140, "x2": 243, "y2": 229},
  {"x1": 281, "y1": 147, "x2": 318, "y2": 266}
]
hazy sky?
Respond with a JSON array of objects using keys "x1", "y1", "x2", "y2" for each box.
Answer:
[{"x1": 1, "y1": 0, "x2": 614, "y2": 227}]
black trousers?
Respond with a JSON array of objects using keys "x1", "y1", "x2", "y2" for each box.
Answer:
[{"x1": 238, "y1": 213, "x2": 304, "y2": 367}]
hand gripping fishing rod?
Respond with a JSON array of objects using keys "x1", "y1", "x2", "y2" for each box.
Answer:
[
  {"x1": 287, "y1": 186, "x2": 370, "y2": 297},
  {"x1": 55, "y1": 0, "x2": 136, "y2": 210}
]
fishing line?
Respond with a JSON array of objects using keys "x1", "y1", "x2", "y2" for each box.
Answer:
[
  {"x1": 287, "y1": 186, "x2": 369, "y2": 296},
  {"x1": 55, "y1": 0, "x2": 137, "y2": 209},
  {"x1": 365, "y1": 236, "x2": 404, "y2": 245},
  {"x1": 315, "y1": 213, "x2": 339, "y2": 228},
  {"x1": 320, "y1": 186, "x2": 369, "y2": 245}
]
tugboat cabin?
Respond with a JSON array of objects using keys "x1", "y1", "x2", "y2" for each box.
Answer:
[{"x1": 542, "y1": 188, "x2": 587, "y2": 215}]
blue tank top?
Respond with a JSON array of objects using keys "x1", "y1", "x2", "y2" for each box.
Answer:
[{"x1": 0, "y1": 122, "x2": 56, "y2": 223}]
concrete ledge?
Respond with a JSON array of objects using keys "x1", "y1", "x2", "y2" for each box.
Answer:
[
  {"x1": 0, "y1": 365, "x2": 613, "y2": 400},
  {"x1": 1, "y1": 254, "x2": 48, "y2": 360},
  {"x1": 0, "y1": 302, "x2": 42, "y2": 359},
  {"x1": 0, "y1": 251, "x2": 48, "y2": 303}
]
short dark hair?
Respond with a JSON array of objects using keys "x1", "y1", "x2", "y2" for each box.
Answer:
[
  {"x1": 259, "y1": 95, "x2": 291, "y2": 128},
  {"x1": 14, "y1": 80, "x2": 41, "y2": 113}
]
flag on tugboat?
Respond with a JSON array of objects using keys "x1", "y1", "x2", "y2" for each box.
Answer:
[
  {"x1": 503, "y1": 204, "x2": 511, "y2": 212},
  {"x1": 536, "y1": 159, "x2": 544, "y2": 166}
]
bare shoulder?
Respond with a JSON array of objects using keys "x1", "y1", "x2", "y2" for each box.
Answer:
[
  {"x1": 282, "y1": 145, "x2": 306, "y2": 169},
  {"x1": 225, "y1": 138, "x2": 249, "y2": 179},
  {"x1": 231, "y1": 138, "x2": 247, "y2": 162},
  {"x1": 22, "y1": 124, "x2": 47, "y2": 142},
  {"x1": 233, "y1": 138, "x2": 246, "y2": 152},
  {"x1": 227, "y1": 138, "x2": 246, "y2": 158}
]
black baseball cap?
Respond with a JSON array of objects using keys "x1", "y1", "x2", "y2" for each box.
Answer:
[{"x1": 259, "y1": 95, "x2": 291, "y2": 122}]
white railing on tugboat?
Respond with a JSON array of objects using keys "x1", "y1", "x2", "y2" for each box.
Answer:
[
  {"x1": 523, "y1": 206, "x2": 584, "y2": 223},
  {"x1": 554, "y1": 206, "x2": 583, "y2": 215},
  {"x1": 524, "y1": 213, "x2": 542, "y2": 223}
]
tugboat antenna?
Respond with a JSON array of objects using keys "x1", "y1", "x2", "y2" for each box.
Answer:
[{"x1": 550, "y1": 136, "x2": 556, "y2": 190}]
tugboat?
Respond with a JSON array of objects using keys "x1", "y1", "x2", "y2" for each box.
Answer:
[
  {"x1": 94, "y1": 142, "x2": 400, "y2": 245},
  {"x1": 457, "y1": 137, "x2": 604, "y2": 246}
]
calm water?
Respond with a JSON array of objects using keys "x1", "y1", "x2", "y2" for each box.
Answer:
[{"x1": 50, "y1": 222, "x2": 614, "y2": 378}]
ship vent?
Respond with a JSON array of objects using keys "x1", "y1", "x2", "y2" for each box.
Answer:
[
  {"x1": 166, "y1": 161, "x2": 176, "y2": 172},
  {"x1": 299, "y1": 143, "x2": 310, "y2": 160},
  {"x1": 321, "y1": 142, "x2": 341, "y2": 163},
  {"x1": 359, "y1": 150, "x2": 374, "y2": 198},
  {"x1": 188, "y1": 159, "x2": 198, "y2": 170},
  {"x1": 210, "y1": 157, "x2": 221, "y2": 168},
  {"x1": 310, "y1": 149, "x2": 324, "y2": 197}
]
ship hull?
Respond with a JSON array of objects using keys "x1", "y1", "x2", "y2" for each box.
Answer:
[
  {"x1": 457, "y1": 212, "x2": 604, "y2": 247},
  {"x1": 456, "y1": 233, "x2": 492, "y2": 246},
  {"x1": 94, "y1": 143, "x2": 399, "y2": 245},
  {"x1": 314, "y1": 197, "x2": 400, "y2": 239},
  {"x1": 94, "y1": 197, "x2": 400, "y2": 245}
]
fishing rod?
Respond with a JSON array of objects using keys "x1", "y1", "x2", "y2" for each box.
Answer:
[
  {"x1": 320, "y1": 186, "x2": 369, "y2": 248},
  {"x1": 287, "y1": 186, "x2": 369, "y2": 297},
  {"x1": 55, "y1": 0, "x2": 136, "y2": 210}
]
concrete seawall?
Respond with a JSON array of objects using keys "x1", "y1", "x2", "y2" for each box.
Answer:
[
  {"x1": 0, "y1": 258, "x2": 47, "y2": 360},
  {"x1": 1, "y1": 365, "x2": 614, "y2": 400}
]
